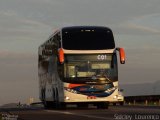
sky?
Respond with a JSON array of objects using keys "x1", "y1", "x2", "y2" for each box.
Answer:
[{"x1": 0, "y1": 0, "x2": 160, "y2": 105}]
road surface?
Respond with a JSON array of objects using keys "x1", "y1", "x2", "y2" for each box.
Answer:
[{"x1": 0, "y1": 105, "x2": 160, "y2": 120}]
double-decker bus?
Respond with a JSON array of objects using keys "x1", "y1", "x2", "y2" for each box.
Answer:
[{"x1": 38, "y1": 26, "x2": 125, "y2": 109}]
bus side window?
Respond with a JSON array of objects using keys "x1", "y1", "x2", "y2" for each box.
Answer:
[
  {"x1": 54, "y1": 32, "x2": 61, "y2": 48},
  {"x1": 57, "y1": 32, "x2": 61, "y2": 48},
  {"x1": 58, "y1": 40, "x2": 61, "y2": 48}
]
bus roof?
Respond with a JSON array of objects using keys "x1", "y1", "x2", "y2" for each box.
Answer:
[{"x1": 62, "y1": 26, "x2": 112, "y2": 31}]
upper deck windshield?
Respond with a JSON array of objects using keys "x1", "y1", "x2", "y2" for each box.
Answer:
[
  {"x1": 62, "y1": 27, "x2": 115, "y2": 50},
  {"x1": 63, "y1": 54, "x2": 118, "y2": 84}
]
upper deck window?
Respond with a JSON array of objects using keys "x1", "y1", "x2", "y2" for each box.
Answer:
[{"x1": 62, "y1": 27, "x2": 115, "y2": 50}]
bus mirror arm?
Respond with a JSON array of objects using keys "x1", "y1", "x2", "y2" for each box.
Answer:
[{"x1": 116, "y1": 47, "x2": 125, "y2": 64}]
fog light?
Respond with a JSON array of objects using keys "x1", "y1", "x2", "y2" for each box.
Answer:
[{"x1": 65, "y1": 96, "x2": 70, "y2": 100}]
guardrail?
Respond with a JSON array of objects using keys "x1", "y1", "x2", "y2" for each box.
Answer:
[{"x1": 124, "y1": 95, "x2": 160, "y2": 106}]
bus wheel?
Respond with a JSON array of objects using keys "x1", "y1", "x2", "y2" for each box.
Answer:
[
  {"x1": 59, "y1": 103, "x2": 66, "y2": 110},
  {"x1": 77, "y1": 103, "x2": 88, "y2": 109},
  {"x1": 119, "y1": 102, "x2": 124, "y2": 106},
  {"x1": 113, "y1": 103, "x2": 116, "y2": 106},
  {"x1": 97, "y1": 102, "x2": 108, "y2": 109},
  {"x1": 41, "y1": 89, "x2": 45, "y2": 101},
  {"x1": 44, "y1": 101, "x2": 53, "y2": 109},
  {"x1": 44, "y1": 101, "x2": 48, "y2": 109},
  {"x1": 54, "y1": 88, "x2": 61, "y2": 109}
]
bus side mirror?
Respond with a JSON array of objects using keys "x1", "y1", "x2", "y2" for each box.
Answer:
[
  {"x1": 116, "y1": 48, "x2": 125, "y2": 64},
  {"x1": 58, "y1": 48, "x2": 64, "y2": 64}
]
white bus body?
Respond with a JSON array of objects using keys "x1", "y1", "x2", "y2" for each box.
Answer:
[{"x1": 38, "y1": 26, "x2": 125, "y2": 109}]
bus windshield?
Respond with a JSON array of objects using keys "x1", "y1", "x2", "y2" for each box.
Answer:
[
  {"x1": 63, "y1": 54, "x2": 118, "y2": 83},
  {"x1": 62, "y1": 27, "x2": 115, "y2": 50}
]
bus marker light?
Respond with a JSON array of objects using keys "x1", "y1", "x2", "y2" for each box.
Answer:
[{"x1": 87, "y1": 96, "x2": 96, "y2": 99}]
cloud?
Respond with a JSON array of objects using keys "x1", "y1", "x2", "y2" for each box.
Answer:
[
  {"x1": 0, "y1": 10, "x2": 18, "y2": 17},
  {"x1": 0, "y1": 11, "x2": 51, "y2": 40},
  {"x1": 0, "y1": 10, "x2": 52, "y2": 53},
  {"x1": 114, "y1": 13, "x2": 160, "y2": 35},
  {"x1": 127, "y1": 14, "x2": 160, "y2": 34},
  {"x1": 126, "y1": 23, "x2": 160, "y2": 34}
]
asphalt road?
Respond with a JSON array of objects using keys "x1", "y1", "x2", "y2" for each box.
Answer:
[{"x1": 0, "y1": 106, "x2": 160, "y2": 120}]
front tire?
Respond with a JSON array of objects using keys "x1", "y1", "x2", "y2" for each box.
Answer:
[
  {"x1": 119, "y1": 102, "x2": 124, "y2": 106},
  {"x1": 77, "y1": 103, "x2": 88, "y2": 109},
  {"x1": 97, "y1": 102, "x2": 109, "y2": 109}
]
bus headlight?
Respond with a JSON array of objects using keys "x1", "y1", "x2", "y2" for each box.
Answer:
[{"x1": 113, "y1": 95, "x2": 118, "y2": 99}]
